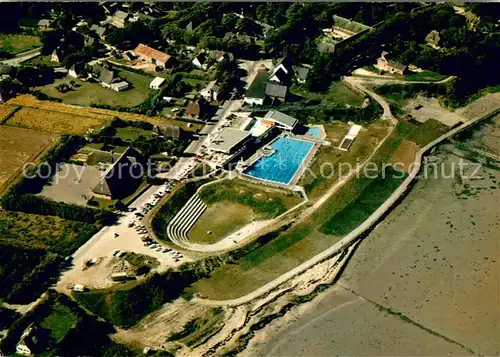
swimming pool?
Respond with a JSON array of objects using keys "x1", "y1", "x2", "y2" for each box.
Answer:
[
  {"x1": 305, "y1": 126, "x2": 321, "y2": 138},
  {"x1": 243, "y1": 137, "x2": 314, "y2": 184}
]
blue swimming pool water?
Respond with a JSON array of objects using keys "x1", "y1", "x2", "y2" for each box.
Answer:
[
  {"x1": 244, "y1": 137, "x2": 314, "y2": 184},
  {"x1": 305, "y1": 126, "x2": 321, "y2": 138}
]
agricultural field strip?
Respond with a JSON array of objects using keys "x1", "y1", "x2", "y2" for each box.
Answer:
[
  {"x1": 195, "y1": 83, "x2": 500, "y2": 306},
  {"x1": 6, "y1": 95, "x2": 201, "y2": 130}
]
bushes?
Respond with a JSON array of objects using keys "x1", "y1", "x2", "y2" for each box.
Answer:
[{"x1": 75, "y1": 256, "x2": 225, "y2": 327}]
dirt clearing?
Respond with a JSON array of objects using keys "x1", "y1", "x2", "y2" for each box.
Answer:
[{"x1": 390, "y1": 139, "x2": 420, "y2": 173}]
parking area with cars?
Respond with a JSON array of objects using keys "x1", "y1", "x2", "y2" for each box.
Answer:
[{"x1": 57, "y1": 181, "x2": 188, "y2": 291}]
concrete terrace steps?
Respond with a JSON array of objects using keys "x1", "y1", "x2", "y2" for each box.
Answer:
[{"x1": 167, "y1": 194, "x2": 207, "y2": 245}]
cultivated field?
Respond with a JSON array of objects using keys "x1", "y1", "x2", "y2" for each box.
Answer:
[
  {"x1": 7, "y1": 95, "x2": 203, "y2": 131},
  {"x1": 390, "y1": 139, "x2": 420, "y2": 173},
  {"x1": 0, "y1": 104, "x2": 19, "y2": 123},
  {"x1": 6, "y1": 107, "x2": 106, "y2": 134},
  {"x1": 252, "y1": 147, "x2": 500, "y2": 356},
  {"x1": 0, "y1": 125, "x2": 59, "y2": 194}
]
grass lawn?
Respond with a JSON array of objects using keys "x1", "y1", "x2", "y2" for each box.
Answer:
[
  {"x1": 188, "y1": 178, "x2": 302, "y2": 244},
  {"x1": 404, "y1": 70, "x2": 447, "y2": 82},
  {"x1": 188, "y1": 202, "x2": 256, "y2": 244},
  {"x1": 396, "y1": 119, "x2": 449, "y2": 146},
  {"x1": 37, "y1": 68, "x2": 152, "y2": 107},
  {"x1": 0, "y1": 33, "x2": 40, "y2": 55},
  {"x1": 40, "y1": 301, "x2": 79, "y2": 342},
  {"x1": 291, "y1": 82, "x2": 365, "y2": 107},
  {"x1": 115, "y1": 126, "x2": 153, "y2": 141},
  {"x1": 24, "y1": 54, "x2": 58, "y2": 68},
  {"x1": 199, "y1": 178, "x2": 302, "y2": 218},
  {"x1": 299, "y1": 120, "x2": 391, "y2": 198}
]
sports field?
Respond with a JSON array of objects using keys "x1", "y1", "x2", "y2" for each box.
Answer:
[{"x1": 188, "y1": 179, "x2": 303, "y2": 244}]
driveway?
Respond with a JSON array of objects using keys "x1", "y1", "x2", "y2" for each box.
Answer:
[{"x1": 1, "y1": 47, "x2": 42, "y2": 66}]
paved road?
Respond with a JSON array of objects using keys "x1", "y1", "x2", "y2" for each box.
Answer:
[
  {"x1": 1, "y1": 47, "x2": 42, "y2": 66},
  {"x1": 194, "y1": 82, "x2": 500, "y2": 307}
]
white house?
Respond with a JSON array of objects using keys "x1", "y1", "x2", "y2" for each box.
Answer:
[
  {"x1": 150, "y1": 76, "x2": 166, "y2": 90},
  {"x1": 191, "y1": 53, "x2": 208, "y2": 70},
  {"x1": 16, "y1": 324, "x2": 39, "y2": 356},
  {"x1": 200, "y1": 80, "x2": 220, "y2": 102}
]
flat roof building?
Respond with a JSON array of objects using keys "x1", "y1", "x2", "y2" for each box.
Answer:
[
  {"x1": 263, "y1": 110, "x2": 298, "y2": 131},
  {"x1": 208, "y1": 127, "x2": 251, "y2": 154}
]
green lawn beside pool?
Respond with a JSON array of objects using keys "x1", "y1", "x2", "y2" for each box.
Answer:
[
  {"x1": 291, "y1": 82, "x2": 365, "y2": 107},
  {"x1": 0, "y1": 34, "x2": 41, "y2": 55}
]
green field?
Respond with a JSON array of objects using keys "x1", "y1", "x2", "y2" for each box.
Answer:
[
  {"x1": 0, "y1": 33, "x2": 41, "y2": 55},
  {"x1": 114, "y1": 126, "x2": 153, "y2": 141},
  {"x1": 38, "y1": 68, "x2": 152, "y2": 107},
  {"x1": 189, "y1": 179, "x2": 302, "y2": 244},
  {"x1": 40, "y1": 301, "x2": 80, "y2": 342},
  {"x1": 290, "y1": 82, "x2": 365, "y2": 107},
  {"x1": 404, "y1": 71, "x2": 447, "y2": 82},
  {"x1": 24, "y1": 54, "x2": 59, "y2": 68}
]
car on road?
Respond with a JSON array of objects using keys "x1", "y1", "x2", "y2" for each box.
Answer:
[
  {"x1": 112, "y1": 249, "x2": 121, "y2": 256},
  {"x1": 135, "y1": 212, "x2": 144, "y2": 218},
  {"x1": 113, "y1": 232, "x2": 119, "y2": 237}
]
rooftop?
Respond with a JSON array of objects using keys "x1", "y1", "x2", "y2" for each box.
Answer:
[
  {"x1": 245, "y1": 70, "x2": 270, "y2": 99},
  {"x1": 150, "y1": 76, "x2": 166, "y2": 88},
  {"x1": 265, "y1": 83, "x2": 287, "y2": 98},
  {"x1": 263, "y1": 110, "x2": 298, "y2": 129},
  {"x1": 134, "y1": 43, "x2": 171, "y2": 64},
  {"x1": 332, "y1": 15, "x2": 371, "y2": 34},
  {"x1": 209, "y1": 127, "x2": 251, "y2": 154}
]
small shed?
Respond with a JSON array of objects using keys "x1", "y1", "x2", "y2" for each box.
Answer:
[
  {"x1": 150, "y1": 76, "x2": 166, "y2": 89},
  {"x1": 110, "y1": 81, "x2": 129, "y2": 92}
]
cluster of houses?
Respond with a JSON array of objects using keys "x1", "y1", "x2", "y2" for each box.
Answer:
[{"x1": 244, "y1": 56, "x2": 310, "y2": 106}]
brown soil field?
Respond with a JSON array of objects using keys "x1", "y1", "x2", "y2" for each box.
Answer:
[
  {"x1": 0, "y1": 126, "x2": 59, "y2": 194},
  {"x1": 249, "y1": 147, "x2": 500, "y2": 356},
  {"x1": 455, "y1": 92, "x2": 500, "y2": 120},
  {"x1": 7, "y1": 94, "x2": 202, "y2": 132},
  {"x1": 390, "y1": 139, "x2": 420, "y2": 173},
  {"x1": 6, "y1": 107, "x2": 106, "y2": 134}
]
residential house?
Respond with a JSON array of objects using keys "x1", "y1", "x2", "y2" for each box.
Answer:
[
  {"x1": 16, "y1": 324, "x2": 40, "y2": 356},
  {"x1": 92, "y1": 64, "x2": 117, "y2": 87},
  {"x1": 375, "y1": 51, "x2": 408, "y2": 75},
  {"x1": 153, "y1": 125, "x2": 185, "y2": 140},
  {"x1": 265, "y1": 83, "x2": 287, "y2": 103},
  {"x1": 185, "y1": 98, "x2": 209, "y2": 119},
  {"x1": 150, "y1": 76, "x2": 166, "y2": 90},
  {"x1": 200, "y1": 80, "x2": 220, "y2": 102},
  {"x1": 243, "y1": 70, "x2": 269, "y2": 106},
  {"x1": 68, "y1": 63, "x2": 87, "y2": 79},
  {"x1": 191, "y1": 53, "x2": 208, "y2": 70},
  {"x1": 425, "y1": 30, "x2": 441, "y2": 48},
  {"x1": 133, "y1": 43, "x2": 173, "y2": 68},
  {"x1": 209, "y1": 50, "x2": 234, "y2": 62},
  {"x1": 92, "y1": 147, "x2": 142, "y2": 199},
  {"x1": 110, "y1": 10, "x2": 129, "y2": 28},
  {"x1": 269, "y1": 56, "x2": 294, "y2": 84},
  {"x1": 86, "y1": 148, "x2": 141, "y2": 166},
  {"x1": 293, "y1": 65, "x2": 310, "y2": 84},
  {"x1": 51, "y1": 47, "x2": 65, "y2": 63},
  {"x1": 90, "y1": 24, "x2": 107, "y2": 39}
]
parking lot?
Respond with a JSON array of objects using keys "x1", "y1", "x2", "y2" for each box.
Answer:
[{"x1": 56, "y1": 181, "x2": 190, "y2": 292}]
